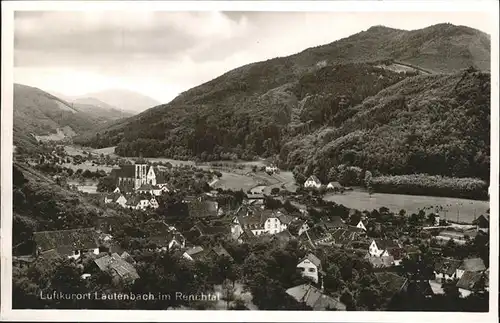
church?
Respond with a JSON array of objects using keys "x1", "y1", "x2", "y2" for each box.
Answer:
[{"x1": 111, "y1": 161, "x2": 163, "y2": 192}]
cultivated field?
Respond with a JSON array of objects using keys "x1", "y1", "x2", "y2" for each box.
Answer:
[
  {"x1": 210, "y1": 171, "x2": 260, "y2": 191},
  {"x1": 323, "y1": 191, "x2": 489, "y2": 223},
  {"x1": 62, "y1": 161, "x2": 116, "y2": 173}
]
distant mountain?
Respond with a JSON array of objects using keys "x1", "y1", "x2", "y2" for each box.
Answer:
[
  {"x1": 75, "y1": 23, "x2": 490, "y2": 180},
  {"x1": 13, "y1": 84, "x2": 129, "y2": 152},
  {"x1": 72, "y1": 97, "x2": 133, "y2": 121},
  {"x1": 74, "y1": 89, "x2": 161, "y2": 114}
]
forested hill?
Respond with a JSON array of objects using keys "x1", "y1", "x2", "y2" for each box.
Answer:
[{"x1": 75, "y1": 23, "x2": 491, "y2": 181}]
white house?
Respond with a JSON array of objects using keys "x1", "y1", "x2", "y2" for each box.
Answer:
[
  {"x1": 434, "y1": 258, "x2": 461, "y2": 282},
  {"x1": 304, "y1": 175, "x2": 322, "y2": 189},
  {"x1": 265, "y1": 165, "x2": 279, "y2": 174},
  {"x1": 368, "y1": 239, "x2": 401, "y2": 265},
  {"x1": 326, "y1": 181, "x2": 342, "y2": 191},
  {"x1": 356, "y1": 220, "x2": 367, "y2": 231},
  {"x1": 149, "y1": 197, "x2": 159, "y2": 209},
  {"x1": 104, "y1": 193, "x2": 127, "y2": 207},
  {"x1": 231, "y1": 209, "x2": 290, "y2": 239},
  {"x1": 297, "y1": 253, "x2": 322, "y2": 284}
]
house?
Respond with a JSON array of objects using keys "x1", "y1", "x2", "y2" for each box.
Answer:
[
  {"x1": 208, "y1": 245, "x2": 234, "y2": 261},
  {"x1": 456, "y1": 257, "x2": 486, "y2": 279},
  {"x1": 302, "y1": 227, "x2": 332, "y2": 247},
  {"x1": 33, "y1": 228, "x2": 100, "y2": 260},
  {"x1": 321, "y1": 216, "x2": 347, "y2": 232},
  {"x1": 356, "y1": 220, "x2": 367, "y2": 231},
  {"x1": 236, "y1": 228, "x2": 256, "y2": 244},
  {"x1": 297, "y1": 253, "x2": 322, "y2": 284},
  {"x1": 244, "y1": 193, "x2": 265, "y2": 206},
  {"x1": 288, "y1": 219, "x2": 310, "y2": 237},
  {"x1": 285, "y1": 284, "x2": 346, "y2": 311},
  {"x1": 304, "y1": 175, "x2": 322, "y2": 189},
  {"x1": 456, "y1": 271, "x2": 486, "y2": 297},
  {"x1": 188, "y1": 200, "x2": 219, "y2": 218},
  {"x1": 365, "y1": 255, "x2": 395, "y2": 269},
  {"x1": 265, "y1": 165, "x2": 279, "y2": 174},
  {"x1": 125, "y1": 195, "x2": 157, "y2": 210},
  {"x1": 231, "y1": 209, "x2": 289, "y2": 239},
  {"x1": 194, "y1": 223, "x2": 230, "y2": 237},
  {"x1": 137, "y1": 183, "x2": 163, "y2": 197},
  {"x1": 139, "y1": 221, "x2": 186, "y2": 251},
  {"x1": 330, "y1": 228, "x2": 360, "y2": 247},
  {"x1": 433, "y1": 258, "x2": 462, "y2": 282},
  {"x1": 368, "y1": 239, "x2": 401, "y2": 258},
  {"x1": 93, "y1": 252, "x2": 140, "y2": 282},
  {"x1": 183, "y1": 246, "x2": 207, "y2": 261},
  {"x1": 326, "y1": 181, "x2": 343, "y2": 191},
  {"x1": 104, "y1": 192, "x2": 128, "y2": 207},
  {"x1": 472, "y1": 214, "x2": 489, "y2": 230}
]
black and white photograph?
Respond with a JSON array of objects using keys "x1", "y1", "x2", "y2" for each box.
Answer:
[{"x1": 1, "y1": 1, "x2": 498, "y2": 322}]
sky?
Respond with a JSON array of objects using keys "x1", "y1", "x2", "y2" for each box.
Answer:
[{"x1": 13, "y1": 9, "x2": 496, "y2": 104}]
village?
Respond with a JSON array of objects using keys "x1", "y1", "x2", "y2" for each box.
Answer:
[{"x1": 13, "y1": 147, "x2": 490, "y2": 311}]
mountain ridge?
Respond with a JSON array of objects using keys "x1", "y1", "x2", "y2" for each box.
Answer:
[{"x1": 73, "y1": 23, "x2": 490, "y2": 180}]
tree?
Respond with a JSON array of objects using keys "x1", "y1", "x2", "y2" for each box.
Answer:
[
  {"x1": 271, "y1": 187, "x2": 280, "y2": 195},
  {"x1": 96, "y1": 176, "x2": 116, "y2": 192}
]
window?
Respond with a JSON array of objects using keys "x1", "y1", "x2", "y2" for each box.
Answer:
[
  {"x1": 274, "y1": 223, "x2": 277, "y2": 228},
  {"x1": 308, "y1": 268, "x2": 316, "y2": 273}
]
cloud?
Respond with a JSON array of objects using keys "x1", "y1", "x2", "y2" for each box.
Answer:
[{"x1": 13, "y1": 10, "x2": 495, "y2": 102}]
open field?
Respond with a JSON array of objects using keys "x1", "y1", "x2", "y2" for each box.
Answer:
[
  {"x1": 210, "y1": 171, "x2": 260, "y2": 192},
  {"x1": 92, "y1": 146, "x2": 118, "y2": 157},
  {"x1": 323, "y1": 191, "x2": 489, "y2": 223}
]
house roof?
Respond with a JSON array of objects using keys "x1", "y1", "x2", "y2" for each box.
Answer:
[
  {"x1": 278, "y1": 213, "x2": 295, "y2": 225},
  {"x1": 195, "y1": 223, "x2": 229, "y2": 236},
  {"x1": 366, "y1": 255, "x2": 394, "y2": 268},
  {"x1": 305, "y1": 175, "x2": 321, "y2": 184},
  {"x1": 237, "y1": 209, "x2": 276, "y2": 229},
  {"x1": 239, "y1": 228, "x2": 256, "y2": 241},
  {"x1": 285, "y1": 284, "x2": 346, "y2": 311},
  {"x1": 300, "y1": 253, "x2": 322, "y2": 268},
  {"x1": 211, "y1": 246, "x2": 233, "y2": 260},
  {"x1": 434, "y1": 258, "x2": 462, "y2": 276},
  {"x1": 459, "y1": 258, "x2": 486, "y2": 272},
  {"x1": 125, "y1": 195, "x2": 143, "y2": 206},
  {"x1": 330, "y1": 228, "x2": 358, "y2": 245},
  {"x1": 140, "y1": 221, "x2": 185, "y2": 246},
  {"x1": 137, "y1": 184, "x2": 154, "y2": 191},
  {"x1": 321, "y1": 216, "x2": 345, "y2": 230},
  {"x1": 375, "y1": 272, "x2": 408, "y2": 295},
  {"x1": 33, "y1": 228, "x2": 98, "y2": 253},
  {"x1": 374, "y1": 239, "x2": 400, "y2": 250},
  {"x1": 188, "y1": 200, "x2": 219, "y2": 218},
  {"x1": 456, "y1": 271, "x2": 484, "y2": 291},
  {"x1": 94, "y1": 253, "x2": 140, "y2": 280},
  {"x1": 327, "y1": 181, "x2": 342, "y2": 188},
  {"x1": 472, "y1": 214, "x2": 489, "y2": 226},
  {"x1": 185, "y1": 246, "x2": 204, "y2": 256}
]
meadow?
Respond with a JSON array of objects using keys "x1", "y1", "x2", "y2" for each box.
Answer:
[{"x1": 323, "y1": 190, "x2": 489, "y2": 223}]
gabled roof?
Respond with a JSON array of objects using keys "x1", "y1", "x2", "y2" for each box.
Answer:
[
  {"x1": 459, "y1": 258, "x2": 486, "y2": 272},
  {"x1": 237, "y1": 209, "x2": 276, "y2": 229},
  {"x1": 327, "y1": 181, "x2": 342, "y2": 188},
  {"x1": 94, "y1": 253, "x2": 140, "y2": 280},
  {"x1": 285, "y1": 284, "x2": 346, "y2": 311},
  {"x1": 140, "y1": 221, "x2": 185, "y2": 247},
  {"x1": 278, "y1": 213, "x2": 295, "y2": 225},
  {"x1": 434, "y1": 258, "x2": 462, "y2": 276},
  {"x1": 330, "y1": 228, "x2": 358, "y2": 245},
  {"x1": 137, "y1": 184, "x2": 154, "y2": 191},
  {"x1": 126, "y1": 195, "x2": 143, "y2": 206},
  {"x1": 321, "y1": 216, "x2": 345, "y2": 230},
  {"x1": 366, "y1": 255, "x2": 394, "y2": 268},
  {"x1": 33, "y1": 228, "x2": 98, "y2": 253},
  {"x1": 211, "y1": 246, "x2": 233, "y2": 260},
  {"x1": 299, "y1": 253, "x2": 322, "y2": 268},
  {"x1": 374, "y1": 239, "x2": 400, "y2": 250},
  {"x1": 305, "y1": 175, "x2": 321, "y2": 184},
  {"x1": 456, "y1": 271, "x2": 484, "y2": 291},
  {"x1": 194, "y1": 223, "x2": 229, "y2": 236},
  {"x1": 185, "y1": 246, "x2": 204, "y2": 256}
]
